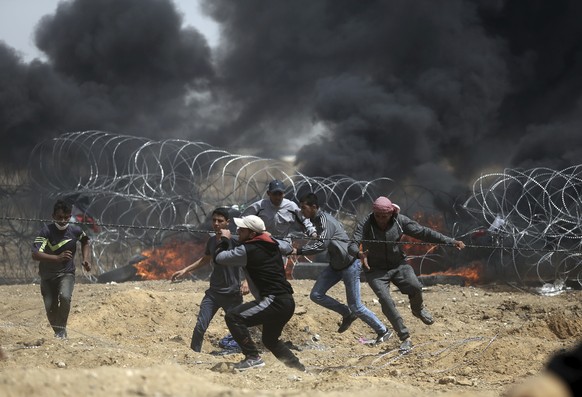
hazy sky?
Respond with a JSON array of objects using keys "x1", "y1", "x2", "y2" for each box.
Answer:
[{"x1": 0, "y1": 0, "x2": 219, "y2": 61}]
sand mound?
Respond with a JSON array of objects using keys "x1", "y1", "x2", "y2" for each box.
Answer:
[{"x1": 1, "y1": 280, "x2": 580, "y2": 396}]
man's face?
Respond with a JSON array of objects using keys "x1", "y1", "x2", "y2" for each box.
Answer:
[
  {"x1": 373, "y1": 210, "x2": 393, "y2": 229},
  {"x1": 300, "y1": 202, "x2": 317, "y2": 219},
  {"x1": 53, "y1": 209, "x2": 71, "y2": 228},
  {"x1": 211, "y1": 214, "x2": 229, "y2": 233},
  {"x1": 267, "y1": 190, "x2": 284, "y2": 207},
  {"x1": 237, "y1": 227, "x2": 255, "y2": 242}
]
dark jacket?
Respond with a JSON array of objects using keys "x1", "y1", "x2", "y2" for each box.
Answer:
[
  {"x1": 297, "y1": 210, "x2": 354, "y2": 271},
  {"x1": 214, "y1": 233, "x2": 293, "y2": 298},
  {"x1": 348, "y1": 212, "x2": 456, "y2": 270}
]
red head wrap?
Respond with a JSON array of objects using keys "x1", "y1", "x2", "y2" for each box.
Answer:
[{"x1": 373, "y1": 196, "x2": 400, "y2": 214}]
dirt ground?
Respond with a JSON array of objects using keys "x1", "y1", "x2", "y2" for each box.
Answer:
[{"x1": 1, "y1": 277, "x2": 581, "y2": 397}]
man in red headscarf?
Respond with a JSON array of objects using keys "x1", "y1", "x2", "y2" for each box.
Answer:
[{"x1": 348, "y1": 196, "x2": 465, "y2": 353}]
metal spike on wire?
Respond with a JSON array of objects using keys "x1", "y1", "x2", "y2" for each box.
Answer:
[
  {"x1": 462, "y1": 166, "x2": 582, "y2": 286},
  {"x1": 2, "y1": 131, "x2": 401, "y2": 281}
]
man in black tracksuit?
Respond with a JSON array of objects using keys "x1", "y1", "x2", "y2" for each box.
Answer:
[
  {"x1": 214, "y1": 215, "x2": 305, "y2": 371},
  {"x1": 348, "y1": 196, "x2": 465, "y2": 353}
]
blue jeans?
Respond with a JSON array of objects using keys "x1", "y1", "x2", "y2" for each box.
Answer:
[
  {"x1": 40, "y1": 273, "x2": 75, "y2": 335},
  {"x1": 310, "y1": 260, "x2": 386, "y2": 335}
]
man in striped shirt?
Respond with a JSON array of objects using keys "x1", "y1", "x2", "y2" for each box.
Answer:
[
  {"x1": 291, "y1": 193, "x2": 390, "y2": 346},
  {"x1": 32, "y1": 200, "x2": 91, "y2": 339}
]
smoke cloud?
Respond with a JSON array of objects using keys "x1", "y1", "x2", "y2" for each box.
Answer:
[
  {"x1": 0, "y1": 0, "x2": 213, "y2": 166},
  {"x1": 1, "y1": 0, "x2": 581, "y2": 200}
]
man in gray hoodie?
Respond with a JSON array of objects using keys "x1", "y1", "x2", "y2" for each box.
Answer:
[{"x1": 348, "y1": 196, "x2": 465, "y2": 353}]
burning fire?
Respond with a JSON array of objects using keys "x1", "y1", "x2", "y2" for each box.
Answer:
[
  {"x1": 401, "y1": 212, "x2": 446, "y2": 256},
  {"x1": 134, "y1": 239, "x2": 206, "y2": 280},
  {"x1": 131, "y1": 212, "x2": 485, "y2": 285},
  {"x1": 424, "y1": 261, "x2": 485, "y2": 285},
  {"x1": 399, "y1": 212, "x2": 487, "y2": 285}
]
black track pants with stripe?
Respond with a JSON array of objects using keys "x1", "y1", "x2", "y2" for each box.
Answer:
[{"x1": 225, "y1": 294, "x2": 301, "y2": 367}]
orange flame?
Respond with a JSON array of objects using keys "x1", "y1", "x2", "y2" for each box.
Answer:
[
  {"x1": 401, "y1": 212, "x2": 446, "y2": 256},
  {"x1": 400, "y1": 212, "x2": 487, "y2": 285},
  {"x1": 425, "y1": 261, "x2": 485, "y2": 285},
  {"x1": 134, "y1": 240, "x2": 206, "y2": 280}
]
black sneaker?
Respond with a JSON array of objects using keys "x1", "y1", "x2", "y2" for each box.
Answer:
[
  {"x1": 412, "y1": 308, "x2": 434, "y2": 325},
  {"x1": 337, "y1": 313, "x2": 357, "y2": 333},
  {"x1": 399, "y1": 338, "x2": 412, "y2": 353},
  {"x1": 54, "y1": 330, "x2": 67, "y2": 339},
  {"x1": 233, "y1": 356, "x2": 265, "y2": 371},
  {"x1": 373, "y1": 329, "x2": 393, "y2": 346}
]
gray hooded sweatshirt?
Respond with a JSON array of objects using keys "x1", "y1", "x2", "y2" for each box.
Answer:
[
  {"x1": 297, "y1": 209, "x2": 354, "y2": 271},
  {"x1": 348, "y1": 212, "x2": 456, "y2": 270}
]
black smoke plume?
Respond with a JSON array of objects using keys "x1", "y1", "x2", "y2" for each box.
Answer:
[
  {"x1": 0, "y1": 0, "x2": 213, "y2": 167},
  {"x1": 203, "y1": 0, "x2": 582, "y2": 194},
  {"x1": 1, "y1": 0, "x2": 582, "y2": 200}
]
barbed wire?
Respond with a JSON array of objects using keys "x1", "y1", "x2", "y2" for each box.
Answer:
[
  {"x1": 461, "y1": 166, "x2": 582, "y2": 285},
  {"x1": 1, "y1": 215, "x2": 576, "y2": 255},
  {"x1": 2, "y1": 131, "x2": 409, "y2": 282},
  {"x1": 1, "y1": 131, "x2": 582, "y2": 287}
]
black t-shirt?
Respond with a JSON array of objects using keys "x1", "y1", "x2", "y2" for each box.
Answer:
[
  {"x1": 205, "y1": 236, "x2": 243, "y2": 295},
  {"x1": 32, "y1": 223, "x2": 89, "y2": 278}
]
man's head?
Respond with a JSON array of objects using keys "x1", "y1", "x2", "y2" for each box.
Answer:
[
  {"x1": 267, "y1": 179, "x2": 285, "y2": 207},
  {"x1": 211, "y1": 207, "x2": 230, "y2": 233},
  {"x1": 299, "y1": 192, "x2": 319, "y2": 219},
  {"x1": 234, "y1": 215, "x2": 266, "y2": 242},
  {"x1": 372, "y1": 196, "x2": 399, "y2": 229},
  {"x1": 53, "y1": 200, "x2": 73, "y2": 230}
]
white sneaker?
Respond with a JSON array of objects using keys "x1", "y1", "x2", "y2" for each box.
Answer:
[
  {"x1": 373, "y1": 329, "x2": 393, "y2": 345},
  {"x1": 233, "y1": 356, "x2": 265, "y2": 371}
]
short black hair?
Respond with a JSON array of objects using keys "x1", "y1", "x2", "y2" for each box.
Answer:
[
  {"x1": 212, "y1": 207, "x2": 230, "y2": 220},
  {"x1": 53, "y1": 200, "x2": 72, "y2": 215},
  {"x1": 299, "y1": 192, "x2": 319, "y2": 208}
]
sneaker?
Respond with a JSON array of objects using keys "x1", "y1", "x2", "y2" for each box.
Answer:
[
  {"x1": 373, "y1": 329, "x2": 393, "y2": 346},
  {"x1": 399, "y1": 338, "x2": 412, "y2": 353},
  {"x1": 337, "y1": 313, "x2": 358, "y2": 333},
  {"x1": 233, "y1": 356, "x2": 265, "y2": 371},
  {"x1": 412, "y1": 308, "x2": 434, "y2": 325},
  {"x1": 54, "y1": 330, "x2": 67, "y2": 339}
]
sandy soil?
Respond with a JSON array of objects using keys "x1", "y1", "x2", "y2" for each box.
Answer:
[{"x1": 1, "y1": 278, "x2": 581, "y2": 397}]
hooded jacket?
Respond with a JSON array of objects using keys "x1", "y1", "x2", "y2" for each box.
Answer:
[
  {"x1": 348, "y1": 212, "x2": 456, "y2": 270},
  {"x1": 296, "y1": 209, "x2": 354, "y2": 271},
  {"x1": 214, "y1": 233, "x2": 293, "y2": 298}
]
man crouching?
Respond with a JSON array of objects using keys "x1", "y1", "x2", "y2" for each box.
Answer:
[{"x1": 214, "y1": 215, "x2": 305, "y2": 372}]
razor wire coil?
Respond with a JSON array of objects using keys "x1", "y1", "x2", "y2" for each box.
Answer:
[{"x1": 1, "y1": 131, "x2": 582, "y2": 286}]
